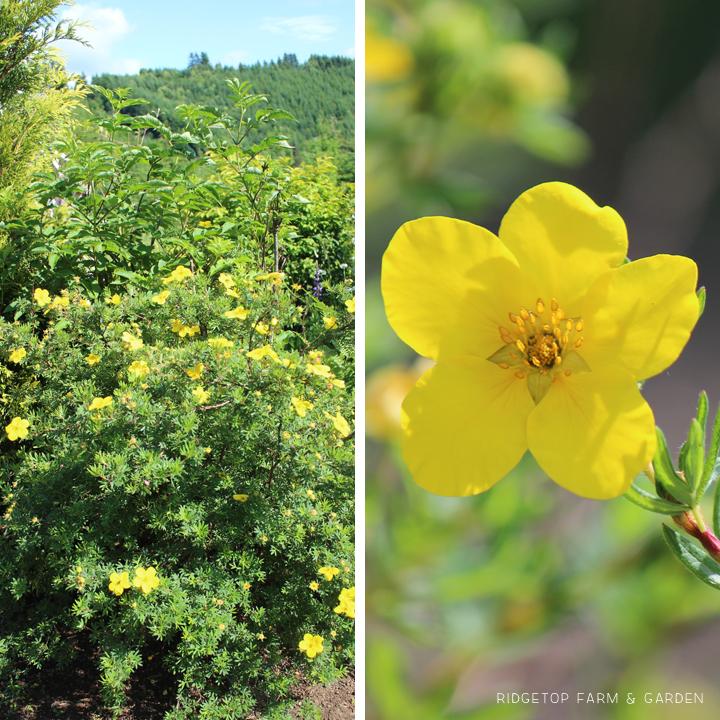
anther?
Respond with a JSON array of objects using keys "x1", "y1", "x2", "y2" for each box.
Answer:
[
  {"x1": 509, "y1": 312, "x2": 518, "y2": 323},
  {"x1": 554, "y1": 356, "x2": 562, "y2": 365},
  {"x1": 551, "y1": 298, "x2": 559, "y2": 312},
  {"x1": 566, "y1": 319, "x2": 573, "y2": 331},
  {"x1": 509, "y1": 352, "x2": 518, "y2": 360},
  {"x1": 520, "y1": 308, "x2": 529, "y2": 321},
  {"x1": 551, "y1": 313, "x2": 558, "y2": 326},
  {"x1": 554, "y1": 328, "x2": 561, "y2": 339},
  {"x1": 576, "y1": 320, "x2": 584, "y2": 332},
  {"x1": 523, "y1": 359, "x2": 531, "y2": 367},
  {"x1": 498, "y1": 363, "x2": 509, "y2": 369},
  {"x1": 556, "y1": 309, "x2": 564, "y2": 321},
  {"x1": 575, "y1": 337, "x2": 584, "y2": 348},
  {"x1": 542, "y1": 324, "x2": 551, "y2": 332},
  {"x1": 562, "y1": 332, "x2": 569, "y2": 345},
  {"x1": 565, "y1": 370, "x2": 572, "y2": 376},
  {"x1": 517, "y1": 322, "x2": 527, "y2": 334},
  {"x1": 515, "y1": 371, "x2": 525, "y2": 379},
  {"x1": 516, "y1": 339, "x2": 525, "y2": 352},
  {"x1": 536, "y1": 298, "x2": 545, "y2": 314}
]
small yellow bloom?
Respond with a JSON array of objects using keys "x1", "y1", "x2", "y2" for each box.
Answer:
[
  {"x1": 243, "y1": 582, "x2": 251, "y2": 590},
  {"x1": 323, "y1": 316, "x2": 338, "y2": 330},
  {"x1": 128, "y1": 360, "x2": 150, "y2": 378},
  {"x1": 151, "y1": 290, "x2": 171, "y2": 305},
  {"x1": 305, "y1": 364, "x2": 332, "y2": 378},
  {"x1": 133, "y1": 566, "x2": 160, "y2": 594},
  {"x1": 258, "y1": 632, "x2": 265, "y2": 640},
  {"x1": 233, "y1": 494, "x2": 249, "y2": 502},
  {"x1": 253, "y1": 322, "x2": 270, "y2": 335},
  {"x1": 208, "y1": 338, "x2": 234, "y2": 349},
  {"x1": 292, "y1": 283, "x2": 302, "y2": 290},
  {"x1": 345, "y1": 298, "x2": 355, "y2": 314},
  {"x1": 122, "y1": 332, "x2": 144, "y2": 351},
  {"x1": 255, "y1": 272, "x2": 285, "y2": 286},
  {"x1": 333, "y1": 587, "x2": 355, "y2": 618},
  {"x1": 324, "y1": 411, "x2": 351, "y2": 438},
  {"x1": 162, "y1": 266, "x2": 193, "y2": 284},
  {"x1": 186, "y1": 363, "x2": 204, "y2": 380},
  {"x1": 309, "y1": 581, "x2": 319, "y2": 591},
  {"x1": 198, "y1": 220, "x2": 212, "y2": 228},
  {"x1": 291, "y1": 397, "x2": 314, "y2": 417},
  {"x1": 298, "y1": 634, "x2": 324, "y2": 658},
  {"x1": 225, "y1": 306, "x2": 250, "y2": 320},
  {"x1": 246, "y1": 344, "x2": 279, "y2": 362},
  {"x1": 85, "y1": 353, "x2": 101, "y2": 365},
  {"x1": 225, "y1": 288, "x2": 240, "y2": 298},
  {"x1": 218, "y1": 273, "x2": 235, "y2": 289},
  {"x1": 192, "y1": 385, "x2": 210, "y2": 404},
  {"x1": 8, "y1": 348, "x2": 26, "y2": 363},
  {"x1": 88, "y1": 396, "x2": 113, "y2": 411},
  {"x1": 218, "y1": 623, "x2": 225, "y2": 631},
  {"x1": 318, "y1": 566, "x2": 339, "y2": 581},
  {"x1": 5, "y1": 417, "x2": 29, "y2": 441},
  {"x1": 106, "y1": 294, "x2": 121, "y2": 305},
  {"x1": 34, "y1": 288, "x2": 51, "y2": 306},
  {"x1": 331, "y1": 379, "x2": 345, "y2": 389},
  {"x1": 108, "y1": 571, "x2": 131, "y2": 596}
]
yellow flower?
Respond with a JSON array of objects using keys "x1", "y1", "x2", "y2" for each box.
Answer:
[
  {"x1": 345, "y1": 298, "x2": 355, "y2": 314},
  {"x1": 133, "y1": 566, "x2": 160, "y2": 594},
  {"x1": 255, "y1": 272, "x2": 285, "y2": 285},
  {"x1": 366, "y1": 26, "x2": 414, "y2": 83},
  {"x1": 208, "y1": 338, "x2": 234, "y2": 349},
  {"x1": 106, "y1": 294, "x2": 121, "y2": 305},
  {"x1": 298, "y1": 634, "x2": 324, "y2": 658},
  {"x1": 121, "y1": 332, "x2": 144, "y2": 350},
  {"x1": 8, "y1": 348, "x2": 26, "y2": 363},
  {"x1": 5, "y1": 417, "x2": 29, "y2": 441},
  {"x1": 246, "y1": 344, "x2": 279, "y2": 362},
  {"x1": 291, "y1": 397, "x2": 314, "y2": 417},
  {"x1": 151, "y1": 290, "x2": 171, "y2": 305},
  {"x1": 186, "y1": 363, "x2": 204, "y2": 380},
  {"x1": 233, "y1": 494, "x2": 249, "y2": 502},
  {"x1": 34, "y1": 288, "x2": 51, "y2": 307},
  {"x1": 198, "y1": 220, "x2": 212, "y2": 228},
  {"x1": 331, "y1": 379, "x2": 345, "y2": 389},
  {"x1": 383, "y1": 182, "x2": 699, "y2": 499},
  {"x1": 88, "y1": 396, "x2": 113, "y2": 411},
  {"x1": 309, "y1": 581, "x2": 319, "y2": 591},
  {"x1": 183, "y1": 325, "x2": 200, "y2": 338},
  {"x1": 318, "y1": 566, "x2": 340, "y2": 581},
  {"x1": 333, "y1": 587, "x2": 355, "y2": 618},
  {"x1": 128, "y1": 360, "x2": 150, "y2": 378},
  {"x1": 253, "y1": 322, "x2": 270, "y2": 335},
  {"x1": 218, "y1": 273, "x2": 235, "y2": 289},
  {"x1": 225, "y1": 289, "x2": 240, "y2": 298},
  {"x1": 108, "y1": 571, "x2": 131, "y2": 596},
  {"x1": 162, "y1": 266, "x2": 193, "y2": 284},
  {"x1": 85, "y1": 353, "x2": 101, "y2": 365},
  {"x1": 323, "y1": 316, "x2": 338, "y2": 330},
  {"x1": 225, "y1": 306, "x2": 249, "y2": 320},
  {"x1": 324, "y1": 411, "x2": 351, "y2": 438},
  {"x1": 305, "y1": 364, "x2": 332, "y2": 378},
  {"x1": 192, "y1": 385, "x2": 210, "y2": 404}
]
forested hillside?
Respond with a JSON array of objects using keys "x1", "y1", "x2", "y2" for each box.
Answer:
[{"x1": 84, "y1": 54, "x2": 355, "y2": 177}]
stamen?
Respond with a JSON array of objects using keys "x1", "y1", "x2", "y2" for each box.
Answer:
[
  {"x1": 551, "y1": 313, "x2": 558, "y2": 326},
  {"x1": 517, "y1": 322, "x2": 527, "y2": 334},
  {"x1": 554, "y1": 356, "x2": 562, "y2": 365},
  {"x1": 509, "y1": 352, "x2": 518, "y2": 360},
  {"x1": 515, "y1": 371, "x2": 525, "y2": 379},
  {"x1": 536, "y1": 298, "x2": 545, "y2": 314},
  {"x1": 498, "y1": 363, "x2": 509, "y2": 369},
  {"x1": 509, "y1": 312, "x2": 518, "y2": 323},
  {"x1": 523, "y1": 359, "x2": 532, "y2": 367},
  {"x1": 565, "y1": 370, "x2": 572, "y2": 376},
  {"x1": 575, "y1": 337, "x2": 584, "y2": 348},
  {"x1": 554, "y1": 328, "x2": 561, "y2": 339},
  {"x1": 556, "y1": 309, "x2": 564, "y2": 321},
  {"x1": 565, "y1": 319, "x2": 573, "y2": 331},
  {"x1": 520, "y1": 308, "x2": 529, "y2": 321},
  {"x1": 542, "y1": 324, "x2": 551, "y2": 332},
  {"x1": 576, "y1": 320, "x2": 584, "y2": 332},
  {"x1": 516, "y1": 339, "x2": 525, "y2": 352},
  {"x1": 551, "y1": 298, "x2": 559, "y2": 312}
]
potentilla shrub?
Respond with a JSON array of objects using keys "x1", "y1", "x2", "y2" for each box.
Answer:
[{"x1": 0, "y1": 266, "x2": 355, "y2": 718}]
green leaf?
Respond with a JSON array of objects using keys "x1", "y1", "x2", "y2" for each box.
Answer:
[
  {"x1": 625, "y1": 484, "x2": 690, "y2": 515},
  {"x1": 701, "y1": 399, "x2": 720, "y2": 506},
  {"x1": 654, "y1": 428, "x2": 694, "y2": 506},
  {"x1": 697, "y1": 286, "x2": 706, "y2": 318},
  {"x1": 662, "y1": 524, "x2": 720, "y2": 590},
  {"x1": 697, "y1": 391, "x2": 709, "y2": 438},
  {"x1": 679, "y1": 419, "x2": 704, "y2": 494}
]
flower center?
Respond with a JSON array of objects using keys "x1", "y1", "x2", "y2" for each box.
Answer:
[{"x1": 487, "y1": 297, "x2": 589, "y2": 404}]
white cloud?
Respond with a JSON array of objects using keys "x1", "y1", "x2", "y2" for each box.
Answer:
[
  {"x1": 261, "y1": 15, "x2": 339, "y2": 42},
  {"x1": 221, "y1": 49, "x2": 252, "y2": 67},
  {"x1": 55, "y1": 4, "x2": 142, "y2": 79},
  {"x1": 346, "y1": 45, "x2": 355, "y2": 58}
]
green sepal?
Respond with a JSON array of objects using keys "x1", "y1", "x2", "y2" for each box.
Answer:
[
  {"x1": 526, "y1": 372, "x2": 552, "y2": 405},
  {"x1": 662, "y1": 524, "x2": 720, "y2": 591},
  {"x1": 653, "y1": 428, "x2": 694, "y2": 507},
  {"x1": 678, "y1": 419, "x2": 704, "y2": 495},
  {"x1": 697, "y1": 286, "x2": 706, "y2": 318},
  {"x1": 700, "y1": 398, "x2": 720, "y2": 506},
  {"x1": 625, "y1": 483, "x2": 690, "y2": 515}
]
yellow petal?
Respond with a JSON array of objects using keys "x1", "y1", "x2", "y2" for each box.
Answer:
[
  {"x1": 499, "y1": 182, "x2": 627, "y2": 312},
  {"x1": 401, "y1": 358, "x2": 533, "y2": 496},
  {"x1": 580, "y1": 255, "x2": 699, "y2": 381},
  {"x1": 382, "y1": 217, "x2": 523, "y2": 361},
  {"x1": 527, "y1": 365, "x2": 656, "y2": 499}
]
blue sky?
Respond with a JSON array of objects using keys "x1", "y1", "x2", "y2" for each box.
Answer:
[{"x1": 55, "y1": 0, "x2": 355, "y2": 80}]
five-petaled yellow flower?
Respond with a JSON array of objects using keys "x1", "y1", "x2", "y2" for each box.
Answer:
[
  {"x1": 122, "y1": 332, "x2": 144, "y2": 351},
  {"x1": 309, "y1": 581, "x2": 319, "y2": 591},
  {"x1": 291, "y1": 397, "x2": 314, "y2": 417},
  {"x1": 318, "y1": 566, "x2": 340, "y2": 581},
  {"x1": 5, "y1": 417, "x2": 29, "y2": 441},
  {"x1": 108, "y1": 571, "x2": 131, "y2": 596},
  {"x1": 233, "y1": 494, "x2": 249, "y2": 502},
  {"x1": 88, "y1": 396, "x2": 113, "y2": 411},
  {"x1": 208, "y1": 338, "x2": 234, "y2": 349},
  {"x1": 345, "y1": 298, "x2": 355, "y2": 314},
  {"x1": 85, "y1": 353, "x2": 101, "y2": 365},
  {"x1": 8, "y1": 348, "x2": 26, "y2": 363},
  {"x1": 247, "y1": 344, "x2": 279, "y2": 362},
  {"x1": 106, "y1": 294, "x2": 121, "y2": 305},
  {"x1": 133, "y1": 566, "x2": 159, "y2": 594},
  {"x1": 151, "y1": 290, "x2": 170, "y2": 305},
  {"x1": 128, "y1": 360, "x2": 150, "y2": 378},
  {"x1": 192, "y1": 386, "x2": 210, "y2": 404},
  {"x1": 324, "y1": 411, "x2": 351, "y2": 438},
  {"x1": 225, "y1": 306, "x2": 250, "y2": 320},
  {"x1": 299, "y1": 633, "x2": 324, "y2": 658},
  {"x1": 162, "y1": 266, "x2": 193, "y2": 284},
  {"x1": 323, "y1": 316, "x2": 338, "y2": 330},
  {"x1": 186, "y1": 363, "x2": 204, "y2": 380},
  {"x1": 253, "y1": 322, "x2": 270, "y2": 335},
  {"x1": 382, "y1": 182, "x2": 699, "y2": 499},
  {"x1": 34, "y1": 288, "x2": 51, "y2": 307},
  {"x1": 218, "y1": 273, "x2": 235, "y2": 289},
  {"x1": 334, "y1": 587, "x2": 355, "y2": 618}
]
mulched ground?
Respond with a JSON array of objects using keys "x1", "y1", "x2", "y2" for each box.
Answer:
[{"x1": 2, "y1": 636, "x2": 354, "y2": 720}]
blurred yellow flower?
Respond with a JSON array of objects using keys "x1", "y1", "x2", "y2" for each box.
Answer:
[
  {"x1": 233, "y1": 494, "x2": 249, "y2": 502},
  {"x1": 318, "y1": 566, "x2": 340, "y2": 581},
  {"x1": 253, "y1": 322, "x2": 270, "y2": 335},
  {"x1": 218, "y1": 273, "x2": 235, "y2": 289},
  {"x1": 305, "y1": 364, "x2": 332, "y2": 378},
  {"x1": 5, "y1": 417, "x2": 29, "y2": 441},
  {"x1": 151, "y1": 290, "x2": 170, "y2": 305},
  {"x1": 246, "y1": 344, "x2": 279, "y2": 362},
  {"x1": 85, "y1": 353, "x2": 101, "y2": 365},
  {"x1": 324, "y1": 411, "x2": 351, "y2": 438},
  {"x1": 323, "y1": 316, "x2": 338, "y2": 330},
  {"x1": 192, "y1": 386, "x2": 210, "y2": 404},
  {"x1": 309, "y1": 581, "x2": 319, "y2": 591},
  {"x1": 106, "y1": 294, "x2": 121, "y2": 305},
  {"x1": 88, "y1": 396, "x2": 113, "y2": 411},
  {"x1": 208, "y1": 338, "x2": 234, "y2": 349},
  {"x1": 225, "y1": 306, "x2": 250, "y2": 320},
  {"x1": 299, "y1": 634, "x2": 324, "y2": 658},
  {"x1": 291, "y1": 397, "x2": 314, "y2": 417},
  {"x1": 333, "y1": 587, "x2": 355, "y2": 618},
  {"x1": 186, "y1": 363, "x2": 204, "y2": 380},
  {"x1": 121, "y1": 332, "x2": 144, "y2": 350},
  {"x1": 345, "y1": 298, "x2": 355, "y2": 314},
  {"x1": 162, "y1": 266, "x2": 193, "y2": 284},
  {"x1": 128, "y1": 360, "x2": 150, "y2": 378},
  {"x1": 8, "y1": 348, "x2": 26, "y2": 363},
  {"x1": 133, "y1": 566, "x2": 159, "y2": 594},
  {"x1": 366, "y1": 27, "x2": 414, "y2": 83},
  {"x1": 108, "y1": 571, "x2": 131, "y2": 596},
  {"x1": 198, "y1": 220, "x2": 212, "y2": 228},
  {"x1": 34, "y1": 288, "x2": 51, "y2": 306}
]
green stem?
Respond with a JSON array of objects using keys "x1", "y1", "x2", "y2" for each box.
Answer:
[{"x1": 692, "y1": 505, "x2": 707, "y2": 534}]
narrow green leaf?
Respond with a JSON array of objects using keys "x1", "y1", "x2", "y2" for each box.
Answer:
[
  {"x1": 654, "y1": 428, "x2": 694, "y2": 506},
  {"x1": 625, "y1": 484, "x2": 690, "y2": 515},
  {"x1": 697, "y1": 391, "x2": 709, "y2": 438},
  {"x1": 697, "y1": 286, "x2": 706, "y2": 318},
  {"x1": 700, "y1": 399, "x2": 720, "y2": 505},
  {"x1": 679, "y1": 419, "x2": 704, "y2": 494},
  {"x1": 662, "y1": 524, "x2": 720, "y2": 590}
]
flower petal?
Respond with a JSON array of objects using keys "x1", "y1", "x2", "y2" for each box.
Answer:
[
  {"x1": 527, "y1": 365, "x2": 656, "y2": 499},
  {"x1": 401, "y1": 358, "x2": 534, "y2": 495},
  {"x1": 499, "y1": 182, "x2": 627, "y2": 312},
  {"x1": 382, "y1": 217, "x2": 524, "y2": 361},
  {"x1": 580, "y1": 255, "x2": 698, "y2": 381}
]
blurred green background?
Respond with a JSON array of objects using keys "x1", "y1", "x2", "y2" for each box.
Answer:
[{"x1": 365, "y1": 0, "x2": 720, "y2": 718}]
